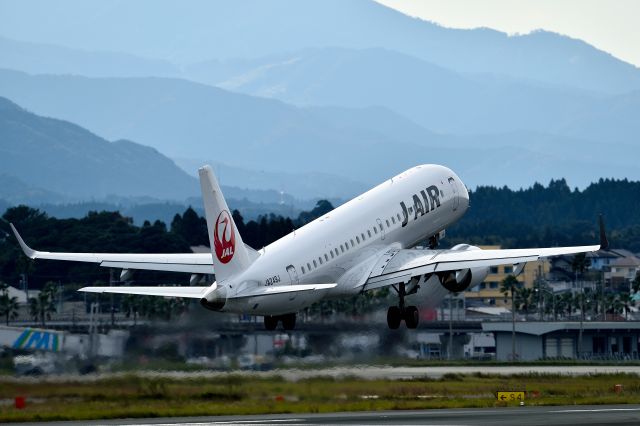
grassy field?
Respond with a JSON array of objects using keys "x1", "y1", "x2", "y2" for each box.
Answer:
[{"x1": 1, "y1": 372, "x2": 639, "y2": 422}]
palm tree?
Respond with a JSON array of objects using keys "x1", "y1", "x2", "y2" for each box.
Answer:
[
  {"x1": 28, "y1": 282, "x2": 56, "y2": 327},
  {"x1": 121, "y1": 294, "x2": 141, "y2": 325},
  {"x1": 515, "y1": 287, "x2": 535, "y2": 318},
  {"x1": 632, "y1": 272, "x2": 640, "y2": 294},
  {"x1": 571, "y1": 253, "x2": 591, "y2": 355},
  {"x1": 500, "y1": 274, "x2": 520, "y2": 360},
  {"x1": 0, "y1": 283, "x2": 19, "y2": 325},
  {"x1": 618, "y1": 293, "x2": 635, "y2": 320},
  {"x1": 557, "y1": 292, "x2": 574, "y2": 320}
]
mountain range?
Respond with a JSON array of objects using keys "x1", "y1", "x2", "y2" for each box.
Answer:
[
  {"x1": 0, "y1": 96, "x2": 197, "y2": 200},
  {"x1": 0, "y1": 69, "x2": 638, "y2": 192},
  {"x1": 0, "y1": 0, "x2": 638, "y2": 212},
  {"x1": 1, "y1": 0, "x2": 639, "y2": 94}
]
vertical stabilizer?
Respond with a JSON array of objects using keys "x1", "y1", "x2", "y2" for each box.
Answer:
[{"x1": 198, "y1": 165, "x2": 251, "y2": 282}]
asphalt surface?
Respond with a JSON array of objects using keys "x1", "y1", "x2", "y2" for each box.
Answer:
[{"x1": 9, "y1": 405, "x2": 640, "y2": 426}]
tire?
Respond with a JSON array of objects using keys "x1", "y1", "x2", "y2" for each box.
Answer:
[
  {"x1": 387, "y1": 306, "x2": 402, "y2": 329},
  {"x1": 404, "y1": 306, "x2": 419, "y2": 329},
  {"x1": 264, "y1": 315, "x2": 278, "y2": 330},
  {"x1": 281, "y1": 313, "x2": 297, "y2": 330}
]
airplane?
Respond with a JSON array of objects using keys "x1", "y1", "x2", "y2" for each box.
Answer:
[{"x1": 10, "y1": 164, "x2": 608, "y2": 330}]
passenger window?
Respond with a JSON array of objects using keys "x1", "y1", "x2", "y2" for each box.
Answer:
[
  {"x1": 335, "y1": 248, "x2": 339, "y2": 256},
  {"x1": 391, "y1": 216, "x2": 396, "y2": 224},
  {"x1": 397, "y1": 213, "x2": 401, "y2": 221},
  {"x1": 386, "y1": 219, "x2": 390, "y2": 227},
  {"x1": 351, "y1": 239, "x2": 355, "y2": 247},
  {"x1": 340, "y1": 245, "x2": 344, "y2": 253},
  {"x1": 319, "y1": 257, "x2": 323, "y2": 265},
  {"x1": 330, "y1": 251, "x2": 334, "y2": 259},
  {"x1": 373, "y1": 227, "x2": 377, "y2": 234},
  {"x1": 301, "y1": 266, "x2": 305, "y2": 274},
  {"x1": 356, "y1": 236, "x2": 360, "y2": 244},
  {"x1": 361, "y1": 233, "x2": 365, "y2": 241},
  {"x1": 313, "y1": 260, "x2": 317, "y2": 268},
  {"x1": 307, "y1": 262, "x2": 311, "y2": 270},
  {"x1": 324, "y1": 254, "x2": 329, "y2": 262},
  {"x1": 379, "y1": 223, "x2": 384, "y2": 231},
  {"x1": 368, "y1": 230, "x2": 372, "y2": 237}
]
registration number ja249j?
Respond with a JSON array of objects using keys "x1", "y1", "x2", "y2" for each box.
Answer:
[{"x1": 265, "y1": 275, "x2": 281, "y2": 286}]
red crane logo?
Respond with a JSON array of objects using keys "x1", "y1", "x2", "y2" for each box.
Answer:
[{"x1": 214, "y1": 210, "x2": 235, "y2": 264}]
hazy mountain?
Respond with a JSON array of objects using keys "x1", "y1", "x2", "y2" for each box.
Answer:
[
  {"x1": 0, "y1": 96, "x2": 198, "y2": 200},
  {"x1": 0, "y1": 69, "x2": 441, "y2": 184},
  {"x1": 0, "y1": 36, "x2": 180, "y2": 78},
  {"x1": 189, "y1": 47, "x2": 621, "y2": 136},
  {"x1": 0, "y1": 71, "x2": 638, "y2": 191},
  {"x1": 0, "y1": 174, "x2": 66, "y2": 204},
  {"x1": 1, "y1": 0, "x2": 639, "y2": 93},
  {"x1": 173, "y1": 159, "x2": 368, "y2": 200}
]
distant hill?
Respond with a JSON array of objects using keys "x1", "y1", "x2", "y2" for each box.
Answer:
[
  {"x1": 1, "y1": 0, "x2": 639, "y2": 93},
  {"x1": 0, "y1": 36, "x2": 179, "y2": 78},
  {"x1": 0, "y1": 96, "x2": 198, "y2": 200},
  {"x1": 188, "y1": 47, "x2": 638, "y2": 138},
  {"x1": 0, "y1": 174, "x2": 65, "y2": 204}
]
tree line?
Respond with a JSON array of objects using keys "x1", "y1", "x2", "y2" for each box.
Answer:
[{"x1": 449, "y1": 178, "x2": 640, "y2": 251}]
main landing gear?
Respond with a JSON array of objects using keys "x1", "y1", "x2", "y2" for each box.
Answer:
[
  {"x1": 387, "y1": 282, "x2": 419, "y2": 329},
  {"x1": 264, "y1": 313, "x2": 296, "y2": 331}
]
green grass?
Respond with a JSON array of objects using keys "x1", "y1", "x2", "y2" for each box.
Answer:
[{"x1": 1, "y1": 373, "x2": 639, "y2": 422}]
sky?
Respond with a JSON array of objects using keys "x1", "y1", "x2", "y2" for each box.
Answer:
[{"x1": 377, "y1": 0, "x2": 640, "y2": 67}]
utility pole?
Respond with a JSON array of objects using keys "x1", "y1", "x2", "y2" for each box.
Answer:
[
  {"x1": 511, "y1": 288, "x2": 516, "y2": 361},
  {"x1": 577, "y1": 270, "x2": 583, "y2": 358},
  {"x1": 110, "y1": 269, "x2": 115, "y2": 327},
  {"x1": 448, "y1": 293, "x2": 453, "y2": 360}
]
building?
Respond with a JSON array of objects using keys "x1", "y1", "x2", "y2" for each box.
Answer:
[
  {"x1": 1, "y1": 285, "x2": 36, "y2": 304},
  {"x1": 483, "y1": 321, "x2": 640, "y2": 361},
  {"x1": 605, "y1": 256, "x2": 640, "y2": 291},
  {"x1": 464, "y1": 246, "x2": 550, "y2": 308},
  {"x1": 587, "y1": 249, "x2": 637, "y2": 271}
]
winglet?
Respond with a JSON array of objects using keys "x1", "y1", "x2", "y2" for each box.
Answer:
[
  {"x1": 599, "y1": 214, "x2": 609, "y2": 251},
  {"x1": 9, "y1": 223, "x2": 37, "y2": 259}
]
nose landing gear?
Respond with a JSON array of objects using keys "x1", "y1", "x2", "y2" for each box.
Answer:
[{"x1": 387, "y1": 281, "x2": 420, "y2": 329}]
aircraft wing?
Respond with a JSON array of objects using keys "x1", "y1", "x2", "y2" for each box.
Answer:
[
  {"x1": 78, "y1": 286, "x2": 209, "y2": 298},
  {"x1": 10, "y1": 223, "x2": 214, "y2": 274},
  {"x1": 364, "y1": 216, "x2": 607, "y2": 290}
]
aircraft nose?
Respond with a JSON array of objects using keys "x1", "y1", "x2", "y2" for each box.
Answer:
[{"x1": 459, "y1": 181, "x2": 470, "y2": 209}]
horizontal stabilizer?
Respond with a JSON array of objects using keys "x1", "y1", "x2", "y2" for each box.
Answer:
[
  {"x1": 234, "y1": 283, "x2": 336, "y2": 298},
  {"x1": 78, "y1": 286, "x2": 209, "y2": 298}
]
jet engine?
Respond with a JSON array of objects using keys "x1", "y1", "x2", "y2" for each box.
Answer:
[
  {"x1": 437, "y1": 244, "x2": 489, "y2": 293},
  {"x1": 200, "y1": 284, "x2": 227, "y2": 311}
]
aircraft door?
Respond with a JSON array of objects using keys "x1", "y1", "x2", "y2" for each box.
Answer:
[
  {"x1": 448, "y1": 177, "x2": 459, "y2": 212},
  {"x1": 286, "y1": 265, "x2": 299, "y2": 285},
  {"x1": 376, "y1": 218, "x2": 385, "y2": 240}
]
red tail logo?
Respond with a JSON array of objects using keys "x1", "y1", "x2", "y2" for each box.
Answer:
[{"x1": 214, "y1": 210, "x2": 235, "y2": 264}]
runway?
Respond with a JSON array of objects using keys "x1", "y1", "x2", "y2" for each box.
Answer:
[{"x1": 10, "y1": 405, "x2": 640, "y2": 426}]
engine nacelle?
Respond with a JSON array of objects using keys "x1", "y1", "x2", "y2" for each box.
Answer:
[
  {"x1": 437, "y1": 244, "x2": 490, "y2": 292},
  {"x1": 199, "y1": 284, "x2": 227, "y2": 311}
]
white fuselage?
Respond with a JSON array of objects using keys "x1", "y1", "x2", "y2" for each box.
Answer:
[{"x1": 220, "y1": 165, "x2": 470, "y2": 315}]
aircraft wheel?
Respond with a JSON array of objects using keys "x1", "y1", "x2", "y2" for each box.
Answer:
[
  {"x1": 404, "y1": 306, "x2": 419, "y2": 329},
  {"x1": 264, "y1": 315, "x2": 278, "y2": 330},
  {"x1": 281, "y1": 313, "x2": 297, "y2": 330},
  {"x1": 387, "y1": 306, "x2": 402, "y2": 329}
]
